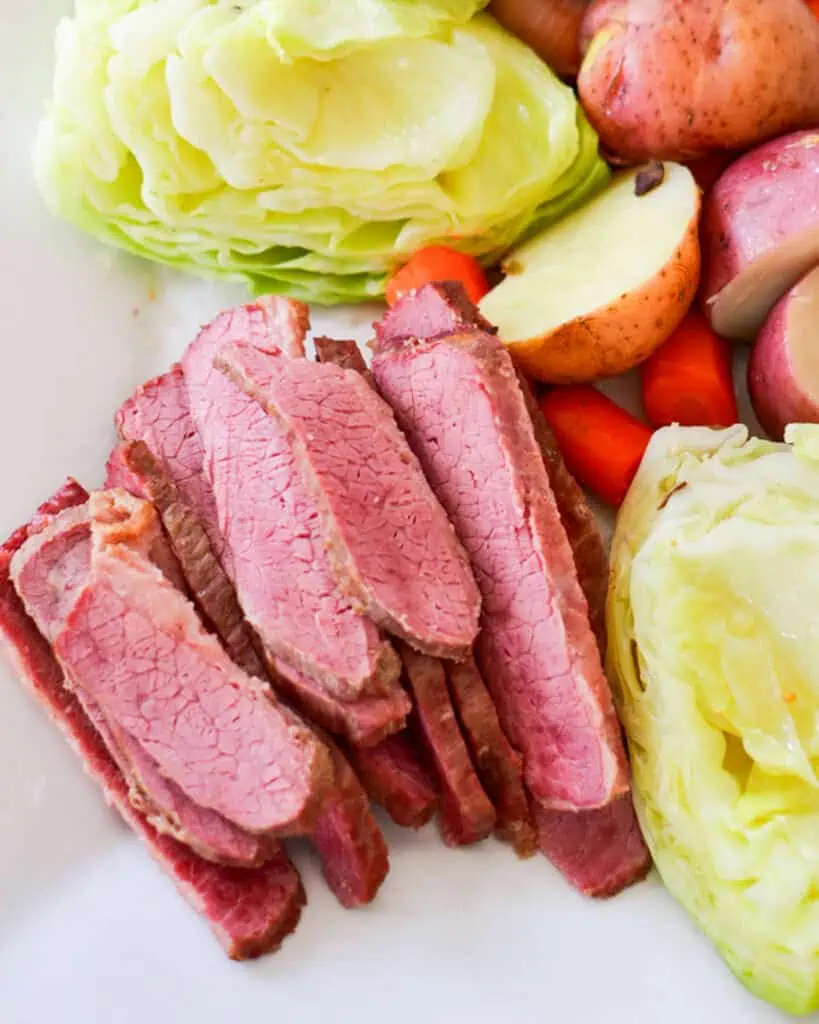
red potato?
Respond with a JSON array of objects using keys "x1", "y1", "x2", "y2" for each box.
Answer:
[
  {"x1": 577, "y1": 0, "x2": 819, "y2": 163},
  {"x1": 490, "y1": 0, "x2": 592, "y2": 77},
  {"x1": 701, "y1": 131, "x2": 819, "y2": 342},
  {"x1": 579, "y1": 0, "x2": 624, "y2": 54},
  {"x1": 748, "y1": 265, "x2": 819, "y2": 441}
]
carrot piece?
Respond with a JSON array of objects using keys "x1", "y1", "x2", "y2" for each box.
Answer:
[
  {"x1": 538, "y1": 386, "x2": 652, "y2": 507},
  {"x1": 640, "y1": 308, "x2": 738, "y2": 429},
  {"x1": 807, "y1": 0, "x2": 819, "y2": 19},
  {"x1": 386, "y1": 246, "x2": 490, "y2": 307}
]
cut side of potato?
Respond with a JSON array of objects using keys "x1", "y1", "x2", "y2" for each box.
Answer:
[{"x1": 479, "y1": 162, "x2": 700, "y2": 383}]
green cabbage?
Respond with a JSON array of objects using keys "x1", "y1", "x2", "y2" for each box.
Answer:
[
  {"x1": 609, "y1": 423, "x2": 819, "y2": 1015},
  {"x1": 35, "y1": 0, "x2": 608, "y2": 304}
]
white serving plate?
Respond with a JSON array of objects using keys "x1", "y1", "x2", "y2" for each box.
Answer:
[{"x1": 0, "y1": 5, "x2": 780, "y2": 1023}]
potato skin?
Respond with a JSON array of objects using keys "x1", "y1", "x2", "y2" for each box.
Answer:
[
  {"x1": 577, "y1": 0, "x2": 819, "y2": 163},
  {"x1": 506, "y1": 205, "x2": 702, "y2": 383},
  {"x1": 490, "y1": 0, "x2": 592, "y2": 77},
  {"x1": 748, "y1": 268, "x2": 819, "y2": 441},
  {"x1": 701, "y1": 131, "x2": 819, "y2": 340}
]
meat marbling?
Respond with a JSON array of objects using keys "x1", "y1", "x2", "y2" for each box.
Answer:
[{"x1": 0, "y1": 482, "x2": 304, "y2": 958}]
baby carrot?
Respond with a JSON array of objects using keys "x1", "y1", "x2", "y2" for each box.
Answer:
[{"x1": 386, "y1": 246, "x2": 490, "y2": 307}]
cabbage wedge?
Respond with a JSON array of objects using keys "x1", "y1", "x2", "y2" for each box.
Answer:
[
  {"x1": 36, "y1": 0, "x2": 608, "y2": 303},
  {"x1": 609, "y1": 423, "x2": 819, "y2": 1014}
]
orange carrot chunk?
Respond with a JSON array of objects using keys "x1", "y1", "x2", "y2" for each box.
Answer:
[
  {"x1": 538, "y1": 386, "x2": 652, "y2": 507},
  {"x1": 640, "y1": 308, "x2": 738, "y2": 429},
  {"x1": 386, "y1": 246, "x2": 490, "y2": 307}
]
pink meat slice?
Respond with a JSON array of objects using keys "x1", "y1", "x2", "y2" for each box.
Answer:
[
  {"x1": 372, "y1": 330, "x2": 628, "y2": 812},
  {"x1": 217, "y1": 340, "x2": 480, "y2": 660},
  {"x1": 535, "y1": 796, "x2": 651, "y2": 898},
  {"x1": 12, "y1": 494, "x2": 331, "y2": 837},
  {"x1": 182, "y1": 298, "x2": 400, "y2": 699},
  {"x1": 105, "y1": 440, "x2": 266, "y2": 679},
  {"x1": 446, "y1": 656, "x2": 536, "y2": 857},
  {"x1": 313, "y1": 741, "x2": 390, "y2": 908},
  {"x1": 347, "y1": 732, "x2": 439, "y2": 830},
  {"x1": 399, "y1": 644, "x2": 495, "y2": 847},
  {"x1": 0, "y1": 482, "x2": 304, "y2": 959}
]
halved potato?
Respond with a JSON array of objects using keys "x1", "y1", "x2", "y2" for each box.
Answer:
[{"x1": 480, "y1": 162, "x2": 700, "y2": 383}]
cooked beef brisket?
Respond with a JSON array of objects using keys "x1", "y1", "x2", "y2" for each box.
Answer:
[
  {"x1": 216, "y1": 340, "x2": 480, "y2": 660},
  {"x1": 313, "y1": 740, "x2": 390, "y2": 908},
  {"x1": 346, "y1": 732, "x2": 439, "y2": 829},
  {"x1": 182, "y1": 298, "x2": 400, "y2": 699},
  {"x1": 373, "y1": 329, "x2": 628, "y2": 812},
  {"x1": 399, "y1": 644, "x2": 495, "y2": 847},
  {"x1": 12, "y1": 492, "x2": 332, "y2": 837},
  {"x1": 314, "y1": 336, "x2": 373, "y2": 382},
  {"x1": 535, "y1": 797, "x2": 651, "y2": 898},
  {"x1": 106, "y1": 440, "x2": 266, "y2": 679},
  {"x1": 375, "y1": 281, "x2": 496, "y2": 350},
  {"x1": 446, "y1": 656, "x2": 536, "y2": 858},
  {"x1": 0, "y1": 483, "x2": 304, "y2": 958}
]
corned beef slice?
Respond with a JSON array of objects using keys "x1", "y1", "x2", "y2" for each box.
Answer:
[
  {"x1": 12, "y1": 492, "x2": 331, "y2": 838},
  {"x1": 314, "y1": 336, "x2": 373, "y2": 381},
  {"x1": 400, "y1": 644, "x2": 495, "y2": 847},
  {"x1": 271, "y1": 658, "x2": 410, "y2": 749},
  {"x1": 106, "y1": 440, "x2": 266, "y2": 679},
  {"x1": 0, "y1": 483, "x2": 304, "y2": 958},
  {"x1": 535, "y1": 797, "x2": 651, "y2": 898},
  {"x1": 376, "y1": 283, "x2": 609, "y2": 653},
  {"x1": 347, "y1": 732, "x2": 439, "y2": 830},
  {"x1": 182, "y1": 298, "x2": 400, "y2": 700},
  {"x1": 216, "y1": 339, "x2": 480, "y2": 660},
  {"x1": 313, "y1": 740, "x2": 390, "y2": 908},
  {"x1": 372, "y1": 330, "x2": 628, "y2": 812},
  {"x1": 375, "y1": 281, "x2": 497, "y2": 349},
  {"x1": 446, "y1": 656, "x2": 536, "y2": 857}
]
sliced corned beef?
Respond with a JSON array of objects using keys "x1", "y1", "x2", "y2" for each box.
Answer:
[
  {"x1": 446, "y1": 656, "x2": 536, "y2": 858},
  {"x1": 182, "y1": 298, "x2": 400, "y2": 699},
  {"x1": 372, "y1": 330, "x2": 628, "y2": 812},
  {"x1": 0, "y1": 483, "x2": 304, "y2": 958},
  {"x1": 216, "y1": 339, "x2": 480, "y2": 660},
  {"x1": 106, "y1": 440, "x2": 266, "y2": 679},
  {"x1": 313, "y1": 740, "x2": 390, "y2": 908},
  {"x1": 12, "y1": 492, "x2": 331, "y2": 837},
  {"x1": 535, "y1": 796, "x2": 651, "y2": 898},
  {"x1": 374, "y1": 282, "x2": 609, "y2": 654},
  {"x1": 399, "y1": 644, "x2": 495, "y2": 847},
  {"x1": 271, "y1": 657, "x2": 410, "y2": 749},
  {"x1": 314, "y1": 336, "x2": 373, "y2": 382},
  {"x1": 346, "y1": 732, "x2": 439, "y2": 830},
  {"x1": 375, "y1": 281, "x2": 496, "y2": 349},
  {"x1": 517, "y1": 375, "x2": 609, "y2": 654}
]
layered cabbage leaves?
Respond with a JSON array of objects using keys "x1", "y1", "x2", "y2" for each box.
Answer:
[
  {"x1": 609, "y1": 424, "x2": 819, "y2": 1015},
  {"x1": 36, "y1": 0, "x2": 608, "y2": 303}
]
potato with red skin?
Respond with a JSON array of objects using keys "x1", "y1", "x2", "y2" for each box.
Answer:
[
  {"x1": 748, "y1": 265, "x2": 819, "y2": 441},
  {"x1": 579, "y1": 0, "x2": 625, "y2": 54},
  {"x1": 701, "y1": 131, "x2": 819, "y2": 342},
  {"x1": 577, "y1": 0, "x2": 819, "y2": 164},
  {"x1": 490, "y1": 0, "x2": 592, "y2": 77}
]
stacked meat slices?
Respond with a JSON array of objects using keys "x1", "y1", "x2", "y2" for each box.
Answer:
[{"x1": 0, "y1": 285, "x2": 650, "y2": 959}]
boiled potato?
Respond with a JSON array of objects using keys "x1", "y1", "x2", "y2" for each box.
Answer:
[
  {"x1": 479, "y1": 162, "x2": 700, "y2": 383},
  {"x1": 578, "y1": 0, "x2": 819, "y2": 162},
  {"x1": 748, "y1": 265, "x2": 819, "y2": 441},
  {"x1": 701, "y1": 131, "x2": 819, "y2": 341}
]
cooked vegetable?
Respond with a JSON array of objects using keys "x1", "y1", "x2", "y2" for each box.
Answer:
[
  {"x1": 685, "y1": 152, "x2": 734, "y2": 194},
  {"x1": 386, "y1": 246, "x2": 489, "y2": 307},
  {"x1": 641, "y1": 308, "x2": 738, "y2": 429},
  {"x1": 578, "y1": 0, "x2": 819, "y2": 163},
  {"x1": 480, "y1": 162, "x2": 700, "y2": 383},
  {"x1": 749, "y1": 266, "x2": 819, "y2": 441},
  {"x1": 36, "y1": 1, "x2": 608, "y2": 305},
  {"x1": 489, "y1": 0, "x2": 590, "y2": 77},
  {"x1": 538, "y1": 386, "x2": 651, "y2": 506},
  {"x1": 609, "y1": 423, "x2": 819, "y2": 1014},
  {"x1": 701, "y1": 130, "x2": 819, "y2": 342}
]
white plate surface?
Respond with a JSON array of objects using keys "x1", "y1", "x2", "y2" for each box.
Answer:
[{"x1": 0, "y1": 5, "x2": 785, "y2": 1023}]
